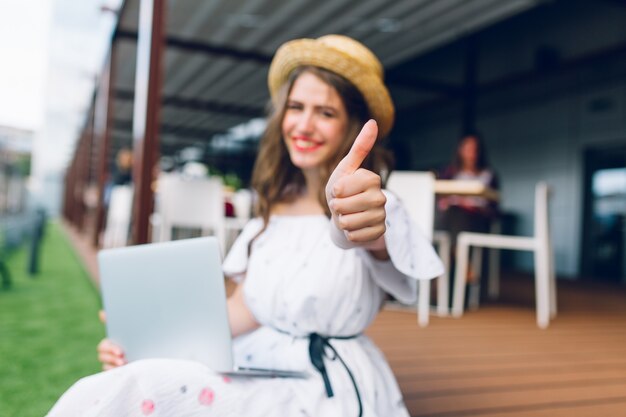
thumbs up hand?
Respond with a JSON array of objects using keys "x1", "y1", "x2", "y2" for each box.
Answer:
[{"x1": 326, "y1": 120, "x2": 387, "y2": 252}]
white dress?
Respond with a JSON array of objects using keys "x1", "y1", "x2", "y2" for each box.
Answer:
[{"x1": 47, "y1": 191, "x2": 443, "y2": 417}]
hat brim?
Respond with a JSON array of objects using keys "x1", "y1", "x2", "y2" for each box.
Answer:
[{"x1": 268, "y1": 38, "x2": 395, "y2": 139}]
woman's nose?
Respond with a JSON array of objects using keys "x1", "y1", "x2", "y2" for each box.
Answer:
[{"x1": 295, "y1": 110, "x2": 315, "y2": 133}]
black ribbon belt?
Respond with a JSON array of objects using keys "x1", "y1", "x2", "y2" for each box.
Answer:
[
  {"x1": 308, "y1": 333, "x2": 363, "y2": 417},
  {"x1": 272, "y1": 328, "x2": 363, "y2": 417}
]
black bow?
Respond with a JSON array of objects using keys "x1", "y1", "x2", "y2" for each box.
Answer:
[{"x1": 308, "y1": 333, "x2": 363, "y2": 417}]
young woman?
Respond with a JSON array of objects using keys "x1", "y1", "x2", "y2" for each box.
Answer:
[
  {"x1": 48, "y1": 35, "x2": 443, "y2": 417},
  {"x1": 437, "y1": 133, "x2": 500, "y2": 248}
]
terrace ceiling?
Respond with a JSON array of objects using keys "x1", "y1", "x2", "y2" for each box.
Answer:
[{"x1": 107, "y1": 0, "x2": 546, "y2": 157}]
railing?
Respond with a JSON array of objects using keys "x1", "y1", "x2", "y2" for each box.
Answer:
[{"x1": 0, "y1": 209, "x2": 47, "y2": 288}]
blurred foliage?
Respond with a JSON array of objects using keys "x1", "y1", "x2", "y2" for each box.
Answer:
[
  {"x1": 15, "y1": 155, "x2": 31, "y2": 177},
  {"x1": 222, "y1": 172, "x2": 243, "y2": 190},
  {"x1": 208, "y1": 166, "x2": 243, "y2": 190},
  {"x1": 0, "y1": 153, "x2": 31, "y2": 177}
]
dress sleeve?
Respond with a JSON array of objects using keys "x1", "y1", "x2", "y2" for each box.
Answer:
[
  {"x1": 358, "y1": 190, "x2": 444, "y2": 304},
  {"x1": 222, "y1": 218, "x2": 264, "y2": 282}
]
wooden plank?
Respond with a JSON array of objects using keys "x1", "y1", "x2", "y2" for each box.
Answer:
[
  {"x1": 405, "y1": 381, "x2": 626, "y2": 416},
  {"x1": 397, "y1": 367, "x2": 626, "y2": 394},
  {"x1": 483, "y1": 399, "x2": 626, "y2": 417},
  {"x1": 366, "y1": 275, "x2": 626, "y2": 417}
]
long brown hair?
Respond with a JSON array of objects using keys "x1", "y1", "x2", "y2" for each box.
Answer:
[{"x1": 251, "y1": 66, "x2": 393, "y2": 228}]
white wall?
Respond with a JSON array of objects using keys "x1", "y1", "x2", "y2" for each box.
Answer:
[
  {"x1": 397, "y1": 77, "x2": 626, "y2": 278},
  {"x1": 391, "y1": 1, "x2": 626, "y2": 278}
]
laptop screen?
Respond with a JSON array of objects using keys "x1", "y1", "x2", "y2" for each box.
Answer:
[{"x1": 98, "y1": 237, "x2": 234, "y2": 371}]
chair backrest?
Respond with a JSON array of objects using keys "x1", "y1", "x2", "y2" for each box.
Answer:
[
  {"x1": 158, "y1": 173, "x2": 224, "y2": 231},
  {"x1": 103, "y1": 185, "x2": 133, "y2": 248},
  {"x1": 534, "y1": 182, "x2": 551, "y2": 244},
  {"x1": 386, "y1": 171, "x2": 436, "y2": 241},
  {"x1": 231, "y1": 188, "x2": 253, "y2": 222}
]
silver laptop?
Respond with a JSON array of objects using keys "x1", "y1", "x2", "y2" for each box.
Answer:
[{"x1": 98, "y1": 236, "x2": 308, "y2": 378}]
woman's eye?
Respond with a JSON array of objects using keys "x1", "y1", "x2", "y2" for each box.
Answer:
[
  {"x1": 321, "y1": 110, "x2": 336, "y2": 118},
  {"x1": 286, "y1": 102, "x2": 302, "y2": 110}
]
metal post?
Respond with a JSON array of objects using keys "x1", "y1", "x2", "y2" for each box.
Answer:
[
  {"x1": 131, "y1": 0, "x2": 166, "y2": 244},
  {"x1": 463, "y1": 36, "x2": 478, "y2": 134},
  {"x1": 92, "y1": 45, "x2": 117, "y2": 247}
]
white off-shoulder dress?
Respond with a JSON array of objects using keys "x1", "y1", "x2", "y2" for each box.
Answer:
[{"x1": 47, "y1": 191, "x2": 443, "y2": 417}]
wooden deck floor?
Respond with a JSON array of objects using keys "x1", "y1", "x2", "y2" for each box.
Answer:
[
  {"x1": 368, "y1": 277, "x2": 626, "y2": 417},
  {"x1": 64, "y1": 224, "x2": 626, "y2": 416}
]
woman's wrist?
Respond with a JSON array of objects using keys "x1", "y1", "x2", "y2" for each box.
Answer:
[
  {"x1": 368, "y1": 247, "x2": 390, "y2": 261},
  {"x1": 329, "y1": 218, "x2": 389, "y2": 259}
]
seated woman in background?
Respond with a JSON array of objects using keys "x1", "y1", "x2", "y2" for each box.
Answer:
[{"x1": 436, "y1": 132, "x2": 500, "y2": 261}]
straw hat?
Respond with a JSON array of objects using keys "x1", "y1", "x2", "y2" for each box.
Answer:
[{"x1": 268, "y1": 35, "x2": 395, "y2": 139}]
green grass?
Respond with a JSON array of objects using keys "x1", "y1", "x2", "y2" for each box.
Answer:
[{"x1": 0, "y1": 222, "x2": 104, "y2": 417}]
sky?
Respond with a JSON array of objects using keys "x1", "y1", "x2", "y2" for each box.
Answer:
[
  {"x1": 0, "y1": 0, "x2": 121, "y2": 214},
  {"x1": 0, "y1": 0, "x2": 52, "y2": 130},
  {"x1": 34, "y1": 0, "x2": 119, "y2": 175}
]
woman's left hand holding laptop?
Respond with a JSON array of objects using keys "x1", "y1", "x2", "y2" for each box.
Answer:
[{"x1": 96, "y1": 310, "x2": 127, "y2": 370}]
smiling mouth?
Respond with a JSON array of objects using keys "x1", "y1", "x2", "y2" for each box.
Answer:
[{"x1": 292, "y1": 136, "x2": 323, "y2": 152}]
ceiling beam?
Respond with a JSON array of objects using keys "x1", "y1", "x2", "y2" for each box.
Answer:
[
  {"x1": 387, "y1": 76, "x2": 464, "y2": 97},
  {"x1": 114, "y1": 119, "x2": 222, "y2": 140},
  {"x1": 115, "y1": 29, "x2": 466, "y2": 97},
  {"x1": 399, "y1": 39, "x2": 626, "y2": 114},
  {"x1": 114, "y1": 89, "x2": 264, "y2": 118},
  {"x1": 478, "y1": 39, "x2": 626, "y2": 95},
  {"x1": 111, "y1": 132, "x2": 204, "y2": 151},
  {"x1": 114, "y1": 29, "x2": 272, "y2": 64}
]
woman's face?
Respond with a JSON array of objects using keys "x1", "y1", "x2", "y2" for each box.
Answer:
[
  {"x1": 459, "y1": 136, "x2": 479, "y2": 169},
  {"x1": 281, "y1": 71, "x2": 349, "y2": 172}
]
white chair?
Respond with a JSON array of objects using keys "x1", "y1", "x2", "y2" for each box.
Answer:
[
  {"x1": 224, "y1": 188, "x2": 253, "y2": 252},
  {"x1": 386, "y1": 171, "x2": 449, "y2": 327},
  {"x1": 231, "y1": 188, "x2": 253, "y2": 223},
  {"x1": 432, "y1": 230, "x2": 451, "y2": 317},
  {"x1": 465, "y1": 219, "x2": 503, "y2": 310},
  {"x1": 451, "y1": 182, "x2": 556, "y2": 328},
  {"x1": 156, "y1": 173, "x2": 226, "y2": 253},
  {"x1": 102, "y1": 185, "x2": 133, "y2": 248}
]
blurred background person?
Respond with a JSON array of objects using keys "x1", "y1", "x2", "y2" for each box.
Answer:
[
  {"x1": 103, "y1": 147, "x2": 133, "y2": 207},
  {"x1": 436, "y1": 132, "x2": 499, "y2": 282}
]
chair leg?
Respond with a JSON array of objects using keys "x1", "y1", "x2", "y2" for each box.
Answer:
[
  {"x1": 117, "y1": 224, "x2": 128, "y2": 247},
  {"x1": 488, "y1": 219, "x2": 501, "y2": 300},
  {"x1": 468, "y1": 247, "x2": 483, "y2": 310},
  {"x1": 488, "y1": 247, "x2": 500, "y2": 299},
  {"x1": 218, "y1": 227, "x2": 227, "y2": 258},
  {"x1": 534, "y1": 246, "x2": 550, "y2": 329},
  {"x1": 452, "y1": 238, "x2": 470, "y2": 317},
  {"x1": 437, "y1": 274, "x2": 449, "y2": 317},
  {"x1": 436, "y1": 234, "x2": 450, "y2": 317},
  {"x1": 418, "y1": 280, "x2": 430, "y2": 327},
  {"x1": 161, "y1": 221, "x2": 172, "y2": 242},
  {"x1": 149, "y1": 213, "x2": 162, "y2": 243},
  {"x1": 549, "y1": 244, "x2": 557, "y2": 318}
]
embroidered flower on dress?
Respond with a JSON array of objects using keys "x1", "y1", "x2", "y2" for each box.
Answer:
[
  {"x1": 141, "y1": 399, "x2": 155, "y2": 415},
  {"x1": 198, "y1": 387, "x2": 215, "y2": 406}
]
